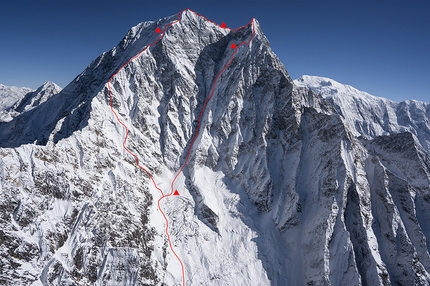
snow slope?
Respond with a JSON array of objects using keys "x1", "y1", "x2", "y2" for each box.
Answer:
[{"x1": 1, "y1": 9, "x2": 430, "y2": 286}]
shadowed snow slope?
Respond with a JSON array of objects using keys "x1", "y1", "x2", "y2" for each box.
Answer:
[{"x1": 1, "y1": 10, "x2": 430, "y2": 286}]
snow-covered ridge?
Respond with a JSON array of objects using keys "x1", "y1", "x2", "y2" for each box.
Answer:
[
  {"x1": 294, "y1": 75, "x2": 430, "y2": 154},
  {"x1": 294, "y1": 75, "x2": 383, "y2": 100}
]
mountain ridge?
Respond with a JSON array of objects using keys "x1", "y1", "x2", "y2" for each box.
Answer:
[
  {"x1": 295, "y1": 75, "x2": 430, "y2": 155},
  {"x1": 1, "y1": 9, "x2": 429, "y2": 286}
]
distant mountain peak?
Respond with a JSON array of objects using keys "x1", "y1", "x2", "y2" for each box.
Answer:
[
  {"x1": 14, "y1": 81, "x2": 62, "y2": 113},
  {"x1": 295, "y1": 75, "x2": 379, "y2": 100},
  {"x1": 294, "y1": 75, "x2": 430, "y2": 154},
  {"x1": 41, "y1": 81, "x2": 61, "y2": 89},
  {"x1": 0, "y1": 81, "x2": 62, "y2": 122}
]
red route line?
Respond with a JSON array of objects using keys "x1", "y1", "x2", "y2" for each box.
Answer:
[
  {"x1": 169, "y1": 17, "x2": 256, "y2": 196},
  {"x1": 107, "y1": 8, "x2": 255, "y2": 286}
]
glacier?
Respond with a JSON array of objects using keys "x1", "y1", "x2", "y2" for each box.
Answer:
[{"x1": 1, "y1": 9, "x2": 430, "y2": 286}]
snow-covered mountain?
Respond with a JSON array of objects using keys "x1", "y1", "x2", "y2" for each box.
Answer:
[
  {"x1": 1, "y1": 9, "x2": 430, "y2": 286},
  {"x1": 294, "y1": 75, "x2": 430, "y2": 155},
  {"x1": 14, "y1": 81, "x2": 62, "y2": 114},
  {"x1": 0, "y1": 84, "x2": 34, "y2": 110},
  {"x1": 0, "y1": 82, "x2": 61, "y2": 123},
  {"x1": 0, "y1": 84, "x2": 34, "y2": 122}
]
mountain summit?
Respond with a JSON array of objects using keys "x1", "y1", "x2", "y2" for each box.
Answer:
[{"x1": 1, "y1": 9, "x2": 430, "y2": 285}]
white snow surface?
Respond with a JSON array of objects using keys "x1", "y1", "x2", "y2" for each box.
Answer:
[{"x1": 1, "y1": 9, "x2": 430, "y2": 286}]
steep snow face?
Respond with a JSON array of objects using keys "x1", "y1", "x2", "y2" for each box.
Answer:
[
  {"x1": 294, "y1": 75, "x2": 430, "y2": 155},
  {"x1": 1, "y1": 9, "x2": 430, "y2": 286}
]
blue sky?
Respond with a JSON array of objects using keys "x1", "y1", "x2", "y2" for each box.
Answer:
[{"x1": 0, "y1": 0, "x2": 429, "y2": 102}]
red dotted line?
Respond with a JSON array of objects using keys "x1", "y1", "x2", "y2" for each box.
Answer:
[{"x1": 108, "y1": 9, "x2": 255, "y2": 286}]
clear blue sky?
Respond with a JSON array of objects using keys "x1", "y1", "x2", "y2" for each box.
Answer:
[{"x1": 0, "y1": 0, "x2": 429, "y2": 102}]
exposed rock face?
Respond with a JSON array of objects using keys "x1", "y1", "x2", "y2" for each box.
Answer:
[{"x1": 1, "y1": 9, "x2": 429, "y2": 286}]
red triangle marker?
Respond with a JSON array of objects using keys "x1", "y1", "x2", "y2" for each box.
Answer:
[
  {"x1": 230, "y1": 43, "x2": 237, "y2": 49},
  {"x1": 155, "y1": 27, "x2": 161, "y2": 33},
  {"x1": 173, "y1": 190, "x2": 180, "y2": 196},
  {"x1": 221, "y1": 22, "x2": 227, "y2": 28}
]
